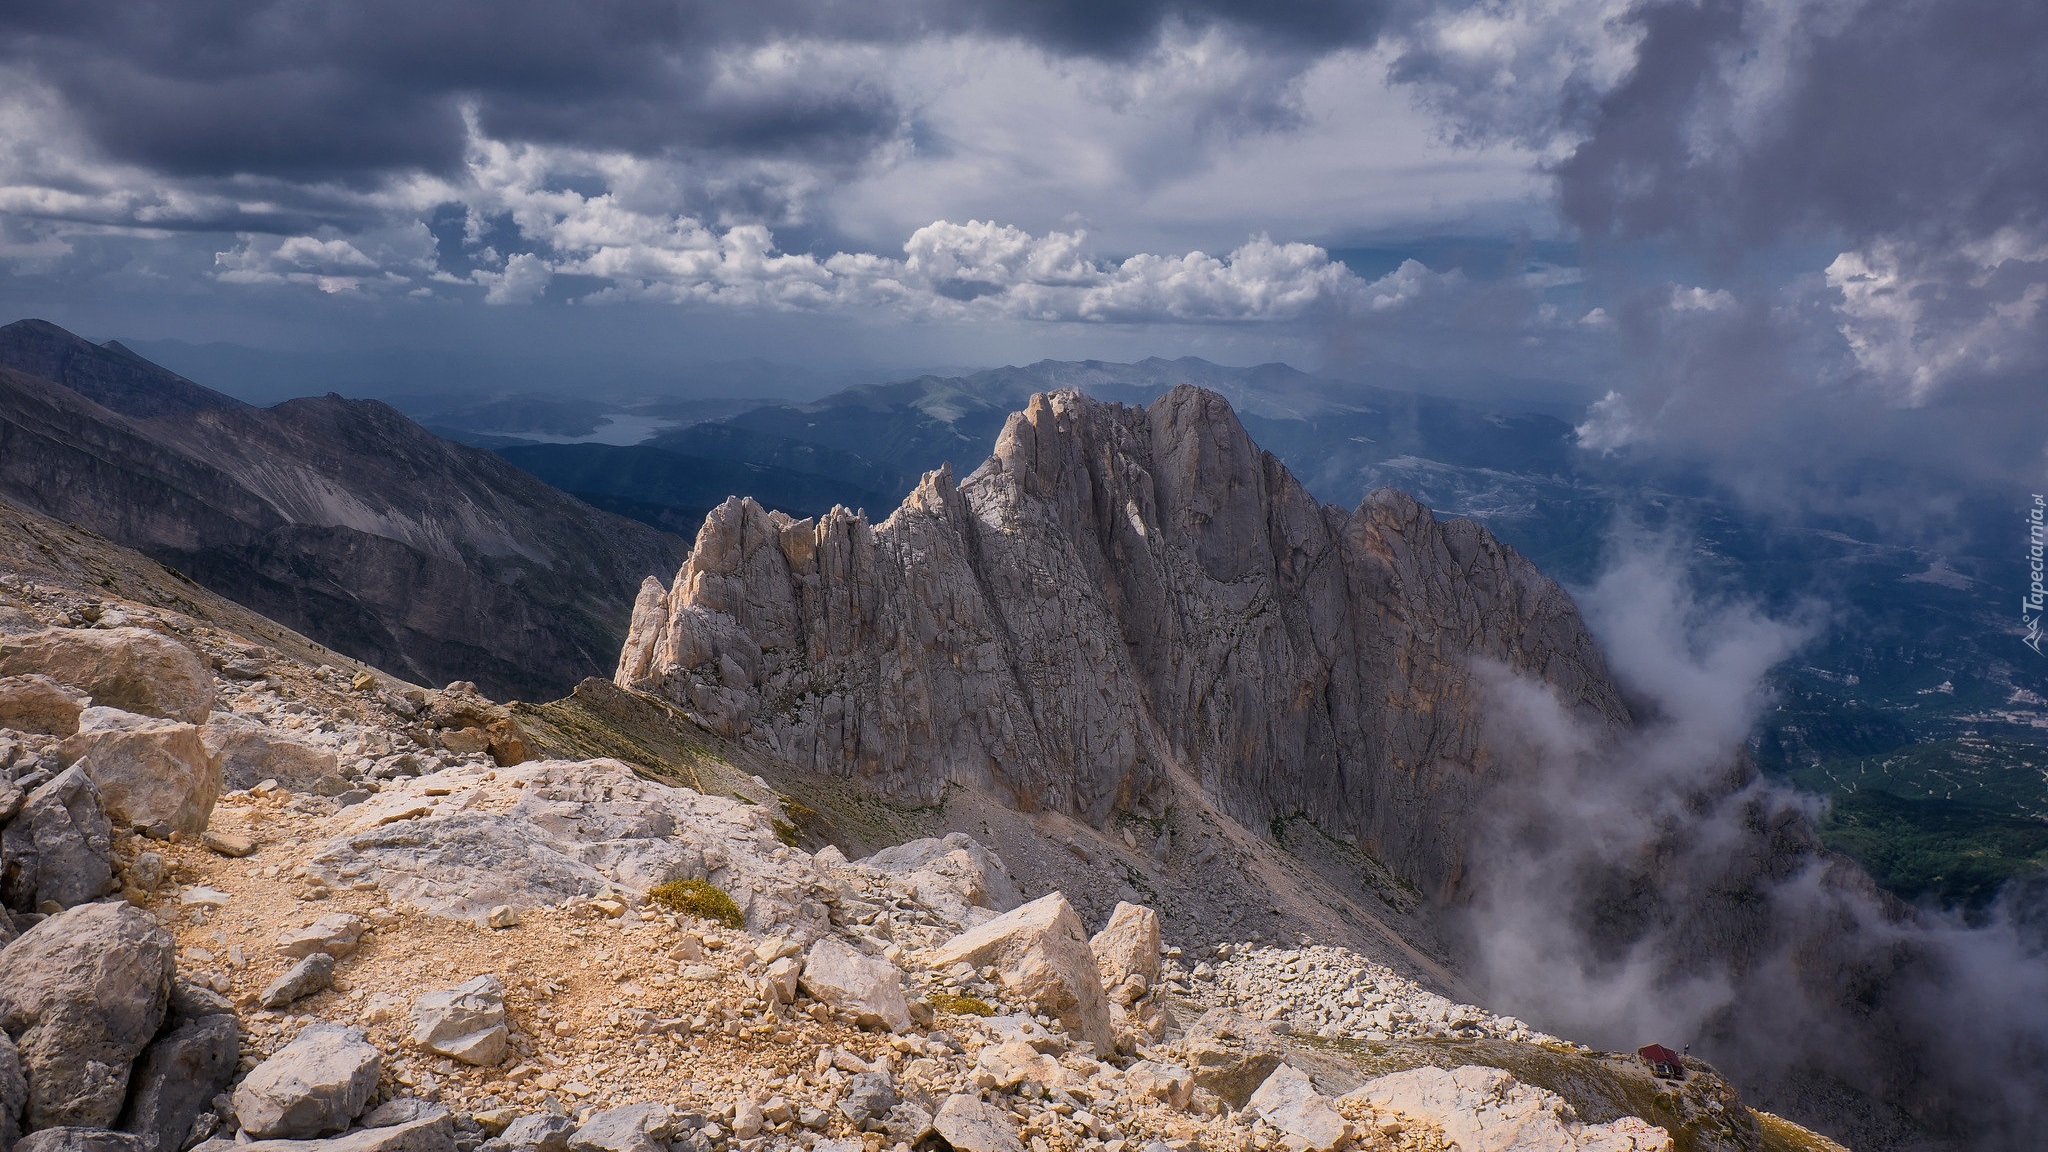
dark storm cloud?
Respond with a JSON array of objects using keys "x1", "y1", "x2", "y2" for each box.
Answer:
[
  {"x1": 958, "y1": 0, "x2": 1390, "y2": 58},
  {"x1": 1398, "y1": 0, "x2": 2048, "y2": 510},
  {"x1": 1, "y1": 0, "x2": 890, "y2": 183},
  {"x1": 1557, "y1": 0, "x2": 2048, "y2": 255},
  {"x1": 0, "y1": 0, "x2": 1393, "y2": 191}
]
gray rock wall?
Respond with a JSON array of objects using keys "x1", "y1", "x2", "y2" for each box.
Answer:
[{"x1": 618, "y1": 387, "x2": 1631, "y2": 900}]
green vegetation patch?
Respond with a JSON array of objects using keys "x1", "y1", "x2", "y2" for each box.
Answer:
[
  {"x1": 932, "y1": 993, "x2": 995, "y2": 1017},
  {"x1": 649, "y1": 878, "x2": 745, "y2": 928},
  {"x1": 1785, "y1": 736, "x2": 2048, "y2": 818},
  {"x1": 1818, "y1": 789, "x2": 2048, "y2": 910}
]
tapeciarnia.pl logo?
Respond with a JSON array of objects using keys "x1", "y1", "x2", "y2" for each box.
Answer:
[{"x1": 2027, "y1": 494, "x2": 2045, "y2": 656}]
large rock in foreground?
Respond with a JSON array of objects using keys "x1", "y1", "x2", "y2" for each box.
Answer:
[
  {"x1": 1182, "y1": 1009, "x2": 1283, "y2": 1108},
  {"x1": 1341, "y1": 1065, "x2": 1674, "y2": 1152},
  {"x1": 232, "y1": 1023, "x2": 382, "y2": 1140},
  {"x1": 0, "y1": 629, "x2": 213, "y2": 725},
  {"x1": 12, "y1": 1129, "x2": 150, "y2": 1152},
  {"x1": 1, "y1": 1032, "x2": 25, "y2": 1152},
  {"x1": 856, "y1": 834, "x2": 1020, "y2": 922},
  {"x1": 201, "y1": 717, "x2": 342, "y2": 794},
  {"x1": 929, "y1": 892, "x2": 1112, "y2": 1050},
  {"x1": 0, "y1": 902, "x2": 174, "y2": 1130},
  {"x1": 301, "y1": 759, "x2": 829, "y2": 939},
  {"x1": 1246, "y1": 1064, "x2": 1350, "y2": 1152},
  {"x1": 117, "y1": 1012, "x2": 240, "y2": 1152},
  {"x1": 0, "y1": 675, "x2": 88, "y2": 737},
  {"x1": 0, "y1": 767, "x2": 117, "y2": 912},
  {"x1": 798, "y1": 937, "x2": 912, "y2": 1033},
  {"x1": 1090, "y1": 901, "x2": 1160, "y2": 993},
  {"x1": 58, "y1": 709, "x2": 218, "y2": 838}
]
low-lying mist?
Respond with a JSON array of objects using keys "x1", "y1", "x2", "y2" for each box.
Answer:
[{"x1": 1460, "y1": 531, "x2": 2048, "y2": 1149}]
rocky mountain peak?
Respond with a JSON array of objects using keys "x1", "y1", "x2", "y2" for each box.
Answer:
[{"x1": 618, "y1": 387, "x2": 1630, "y2": 901}]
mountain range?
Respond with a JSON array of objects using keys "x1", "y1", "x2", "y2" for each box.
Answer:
[
  {"x1": 3, "y1": 317, "x2": 2041, "y2": 912},
  {"x1": 0, "y1": 319, "x2": 688, "y2": 700}
]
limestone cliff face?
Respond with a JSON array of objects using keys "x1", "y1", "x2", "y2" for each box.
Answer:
[{"x1": 618, "y1": 387, "x2": 1631, "y2": 899}]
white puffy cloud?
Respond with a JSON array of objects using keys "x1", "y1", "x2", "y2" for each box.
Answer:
[
  {"x1": 479, "y1": 251, "x2": 553, "y2": 305},
  {"x1": 1670, "y1": 285, "x2": 1736, "y2": 313},
  {"x1": 212, "y1": 225, "x2": 437, "y2": 294},
  {"x1": 1573, "y1": 389, "x2": 1641, "y2": 451},
  {"x1": 390, "y1": 123, "x2": 1470, "y2": 324}
]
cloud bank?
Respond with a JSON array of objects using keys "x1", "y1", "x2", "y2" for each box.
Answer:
[{"x1": 1464, "y1": 533, "x2": 2048, "y2": 1148}]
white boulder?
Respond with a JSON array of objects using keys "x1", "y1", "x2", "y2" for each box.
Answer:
[
  {"x1": 799, "y1": 936, "x2": 911, "y2": 1033},
  {"x1": 410, "y1": 976, "x2": 509, "y2": 1066},
  {"x1": 1089, "y1": 901, "x2": 1160, "y2": 993},
  {"x1": 58, "y1": 708, "x2": 219, "y2": 837},
  {"x1": 1340, "y1": 1066, "x2": 1674, "y2": 1152},
  {"x1": 928, "y1": 892, "x2": 1113, "y2": 1049}
]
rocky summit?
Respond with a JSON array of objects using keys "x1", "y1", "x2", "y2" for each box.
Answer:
[
  {"x1": 0, "y1": 412, "x2": 1849, "y2": 1152},
  {"x1": 616, "y1": 387, "x2": 1628, "y2": 903}
]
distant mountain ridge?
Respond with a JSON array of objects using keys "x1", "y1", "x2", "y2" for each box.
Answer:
[
  {"x1": 0, "y1": 318, "x2": 689, "y2": 699},
  {"x1": 495, "y1": 355, "x2": 1580, "y2": 545}
]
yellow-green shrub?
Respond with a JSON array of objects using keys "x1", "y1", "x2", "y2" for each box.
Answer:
[{"x1": 648, "y1": 878, "x2": 744, "y2": 928}]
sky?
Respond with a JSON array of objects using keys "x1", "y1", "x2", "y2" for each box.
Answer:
[{"x1": 0, "y1": 0, "x2": 2043, "y2": 514}]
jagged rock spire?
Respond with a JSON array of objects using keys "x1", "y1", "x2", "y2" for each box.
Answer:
[{"x1": 618, "y1": 387, "x2": 1628, "y2": 900}]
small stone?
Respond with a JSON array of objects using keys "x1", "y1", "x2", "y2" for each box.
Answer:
[
  {"x1": 203, "y1": 831, "x2": 257, "y2": 858},
  {"x1": 241, "y1": 1108, "x2": 454, "y2": 1152},
  {"x1": 763, "y1": 957, "x2": 800, "y2": 1004},
  {"x1": 411, "y1": 976, "x2": 509, "y2": 1066},
  {"x1": 569, "y1": 1102, "x2": 674, "y2": 1152},
  {"x1": 879, "y1": 1103, "x2": 934, "y2": 1143},
  {"x1": 261, "y1": 953, "x2": 336, "y2": 1009},
  {"x1": 276, "y1": 913, "x2": 365, "y2": 960},
  {"x1": 1124, "y1": 1061, "x2": 1194, "y2": 1110},
  {"x1": 931, "y1": 1095, "x2": 1024, "y2": 1152},
  {"x1": 837, "y1": 1073, "x2": 897, "y2": 1124},
  {"x1": 499, "y1": 1113, "x2": 577, "y2": 1152},
  {"x1": 486, "y1": 906, "x2": 519, "y2": 930},
  {"x1": 731, "y1": 1098, "x2": 764, "y2": 1140},
  {"x1": 360, "y1": 1098, "x2": 439, "y2": 1129}
]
